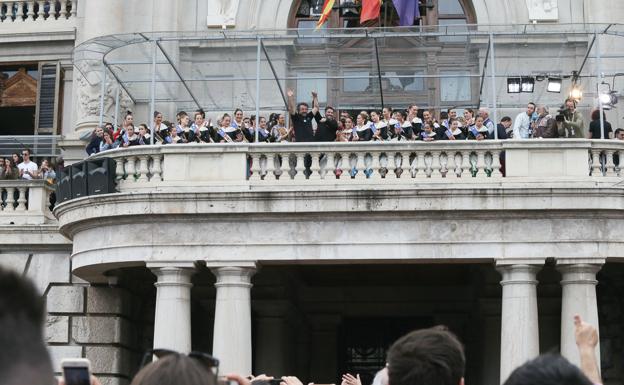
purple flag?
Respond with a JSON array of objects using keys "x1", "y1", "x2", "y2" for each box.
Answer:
[{"x1": 392, "y1": 0, "x2": 420, "y2": 26}]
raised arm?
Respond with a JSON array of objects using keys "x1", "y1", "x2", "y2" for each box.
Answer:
[
  {"x1": 287, "y1": 89, "x2": 296, "y2": 116},
  {"x1": 311, "y1": 91, "x2": 319, "y2": 116},
  {"x1": 575, "y1": 315, "x2": 602, "y2": 385}
]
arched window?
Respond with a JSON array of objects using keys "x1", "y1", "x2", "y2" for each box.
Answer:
[
  {"x1": 288, "y1": 0, "x2": 479, "y2": 112},
  {"x1": 291, "y1": 0, "x2": 475, "y2": 30}
]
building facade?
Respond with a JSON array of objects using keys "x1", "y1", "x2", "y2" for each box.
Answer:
[{"x1": 1, "y1": 2, "x2": 624, "y2": 385}]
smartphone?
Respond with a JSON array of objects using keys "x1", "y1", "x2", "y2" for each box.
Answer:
[
  {"x1": 61, "y1": 358, "x2": 91, "y2": 385},
  {"x1": 217, "y1": 377, "x2": 238, "y2": 385}
]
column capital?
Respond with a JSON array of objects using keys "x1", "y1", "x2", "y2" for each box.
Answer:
[
  {"x1": 496, "y1": 263, "x2": 543, "y2": 286},
  {"x1": 556, "y1": 258, "x2": 605, "y2": 266},
  {"x1": 557, "y1": 263, "x2": 603, "y2": 286},
  {"x1": 210, "y1": 265, "x2": 257, "y2": 289},
  {"x1": 148, "y1": 263, "x2": 196, "y2": 288}
]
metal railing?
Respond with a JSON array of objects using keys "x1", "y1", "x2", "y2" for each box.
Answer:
[{"x1": 0, "y1": 135, "x2": 62, "y2": 159}]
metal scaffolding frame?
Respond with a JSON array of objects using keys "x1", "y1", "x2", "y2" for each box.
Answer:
[{"x1": 72, "y1": 23, "x2": 624, "y2": 141}]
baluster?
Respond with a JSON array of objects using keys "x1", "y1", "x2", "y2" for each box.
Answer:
[
  {"x1": 6, "y1": 188, "x2": 16, "y2": 210},
  {"x1": 399, "y1": 152, "x2": 410, "y2": 179},
  {"x1": 447, "y1": 152, "x2": 457, "y2": 178},
  {"x1": 16, "y1": 187, "x2": 27, "y2": 211},
  {"x1": 309, "y1": 153, "x2": 321, "y2": 180},
  {"x1": 151, "y1": 154, "x2": 162, "y2": 181},
  {"x1": 136, "y1": 155, "x2": 149, "y2": 182},
  {"x1": 474, "y1": 151, "x2": 487, "y2": 179},
  {"x1": 369, "y1": 151, "x2": 381, "y2": 180},
  {"x1": 69, "y1": 0, "x2": 76, "y2": 17},
  {"x1": 339, "y1": 152, "x2": 350, "y2": 180},
  {"x1": 430, "y1": 151, "x2": 442, "y2": 179},
  {"x1": 391, "y1": 152, "x2": 401, "y2": 179},
  {"x1": 591, "y1": 149, "x2": 602, "y2": 177},
  {"x1": 16, "y1": 1, "x2": 24, "y2": 21},
  {"x1": 264, "y1": 154, "x2": 276, "y2": 181},
  {"x1": 415, "y1": 151, "x2": 427, "y2": 179},
  {"x1": 353, "y1": 152, "x2": 365, "y2": 180},
  {"x1": 605, "y1": 150, "x2": 616, "y2": 177},
  {"x1": 249, "y1": 153, "x2": 261, "y2": 181},
  {"x1": 26, "y1": 0, "x2": 34, "y2": 20},
  {"x1": 491, "y1": 150, "x2": 503, "y2": 178},
  {"x1": 323, "y1": 153, "x2": 335, "y2": 180},
  {"x1": 615, "y1": 151, "x2": 621, "y2": 177},
  {"x1": 125, "y1": 157, "x2": 136, "y2": 181},
  {"x1": 59, "y1": 0, "x2": 67, "y2": 18},
  {"x1": 273, "y1": 154, "x2": 283, "y2": 180},
  {"x1": 294, "y1": 153, "x2": 306, "y2": 180},
  {"x1": 115, "y1": 157, "x2": 124, "y2": 181},
  {"x1": 0, "y1": 188, "x2": 5, "y2": 211},
  {"x1": 461, "y1": 151, "x2": 471, "y2": 178},
  {"x1": 45, "y1": 189, "x2": 53, "y2": 212}
]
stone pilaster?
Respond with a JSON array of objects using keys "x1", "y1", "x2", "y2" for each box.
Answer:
[
  {"x1": 148, "y1": 263, "x2": 195, "y2": 353},
  {"x1": 210, "y1": 264, "x2": 256, "y2": 375},
  {"x1": 496, "y1": 260, "x2": 543, "y2": 384},
  {"x1": 557, "y1": 259, "x2": 604, "y2": 369}
]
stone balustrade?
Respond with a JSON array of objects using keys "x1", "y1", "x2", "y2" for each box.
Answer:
[
  {"x1": 0, "y1": 0, "x2": 76, "y2": 23},
  {"x1": 86, "y1": 140, "x2": 623, "y2": 192},
  {"x1": 0, "y1": 179, "x2": 55, "y2": 224}
]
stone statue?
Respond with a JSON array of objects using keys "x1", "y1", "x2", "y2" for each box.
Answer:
[
  {"x1": 526, "y1": 0, "x2": 559, "y2": 21},
  {"x1": 207, "y1": 0, "x2": 240, "y2": 27}
]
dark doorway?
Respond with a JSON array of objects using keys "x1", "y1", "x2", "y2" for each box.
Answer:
[
  {"x1": 338, "y1": 317, "x2": 433, "y2": 385},
  {"x1": 0, "y1": 106, "x2": 36, "y2": 135}
]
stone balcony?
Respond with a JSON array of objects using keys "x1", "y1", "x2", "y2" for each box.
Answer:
[
  {"x1": 51, "y1": 140, "x2": 624, "y2": 283},
  {"x1": 0, "y1": 179, "x2": 70, "y2": 257},
  {"x1": 0, "y1": 0, "x2": 77, "y2": 41}
]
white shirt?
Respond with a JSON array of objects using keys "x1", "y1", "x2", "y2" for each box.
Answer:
[
  {"x1": 18, "y1": 161, "x2": 38, "y2": 180},
  {"x1": 513, "y1": 112, "x2": 532, "y2": 139}
]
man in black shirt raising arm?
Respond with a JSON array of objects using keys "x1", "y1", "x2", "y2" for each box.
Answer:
[
  {"x1": 312, "y1": 93, "x2": 338, "y2": 142},
  {"x1": 287, "y1": 89, "x2": 319, "y2": 142}
]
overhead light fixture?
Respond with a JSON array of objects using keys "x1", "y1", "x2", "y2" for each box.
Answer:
[
  {"x1": 547, "y1": 77, "x2": 562, "y2": 93},
  {"x1": 599, "y1": 91, "x2": 619, "y2": 107},
  {"x1": 521, "y1": 77, "x2": 535, "y2": 93},
  {"x1": 599, "y1": 92, "x2": 612, "y2": 105},
  {"x1": 507, "y1": 77, "x2": 521, "y2": 93},
  {"x1": 569, "y1": 85, "x2": 582, "y2": 101}
]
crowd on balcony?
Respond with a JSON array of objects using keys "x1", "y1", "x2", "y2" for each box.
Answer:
[
  {"x1": 0, "y1": 149, "x2": 59, "y2": 183},
  {"x1": 0, "y1": 266, "x2": 606, "y2": 385},
  {"x1": 84, "y1": 90, "x2": 622, "y2": 155}
]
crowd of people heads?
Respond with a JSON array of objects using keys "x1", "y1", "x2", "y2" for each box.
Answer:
[
  {"x1": 84, "y1": 92, "x2": 623, "y2": 156},
  {"x1": 0, "y1": 148, "x2": 59, "y2": 183},
  {"x1": 0, "y1": 266, "x2": 604, "y2": 385}
]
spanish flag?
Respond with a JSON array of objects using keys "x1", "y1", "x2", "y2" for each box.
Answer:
[
  {"x1": 316, "y1": 0, "x2": 335, "y2": 30},
  {"x1": 360, "y1": 0, "x2": 382, "y2": 23}
]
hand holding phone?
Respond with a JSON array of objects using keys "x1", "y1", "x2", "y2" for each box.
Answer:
[{"x1": 61, "y1": 358, "x2": 92, "y2": 385}]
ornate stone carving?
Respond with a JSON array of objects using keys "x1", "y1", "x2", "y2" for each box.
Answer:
[
  {"x1": 526, "y1": 0, "x2": 559, "y2": 22},
  {"x1": 207, "y1": 0, "x2": 240, "y2": 27},
  {"x1": 74, "y1": 61, "x2": 133, "y2": 128}
]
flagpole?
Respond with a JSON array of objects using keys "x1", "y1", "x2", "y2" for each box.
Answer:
[{"x1": 374, "y1": 37, "x2": 385, "y2": 111}]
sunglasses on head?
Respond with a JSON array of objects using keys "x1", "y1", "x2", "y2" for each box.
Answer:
[{"x1": 140, "y1": 349, "x2": 219, "y2": 375}]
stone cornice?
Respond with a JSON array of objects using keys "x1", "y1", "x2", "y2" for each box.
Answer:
[{"x1": 55, "y1": 185, "x2": 624, "y2": 239}]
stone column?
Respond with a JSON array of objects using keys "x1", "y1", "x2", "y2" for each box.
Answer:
[
  {"x1": 210, "y1": 265, "x2": 256, "y2": 375},
  {"x1": 558, "y1": 260, "x2": 604, "y2": 368},
  {"x1": 148, "y1": 263, "x2": 195, "y2": 353},
  {"x1": 497, "y1": 261, "x2": 543, "y2": 384}
]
